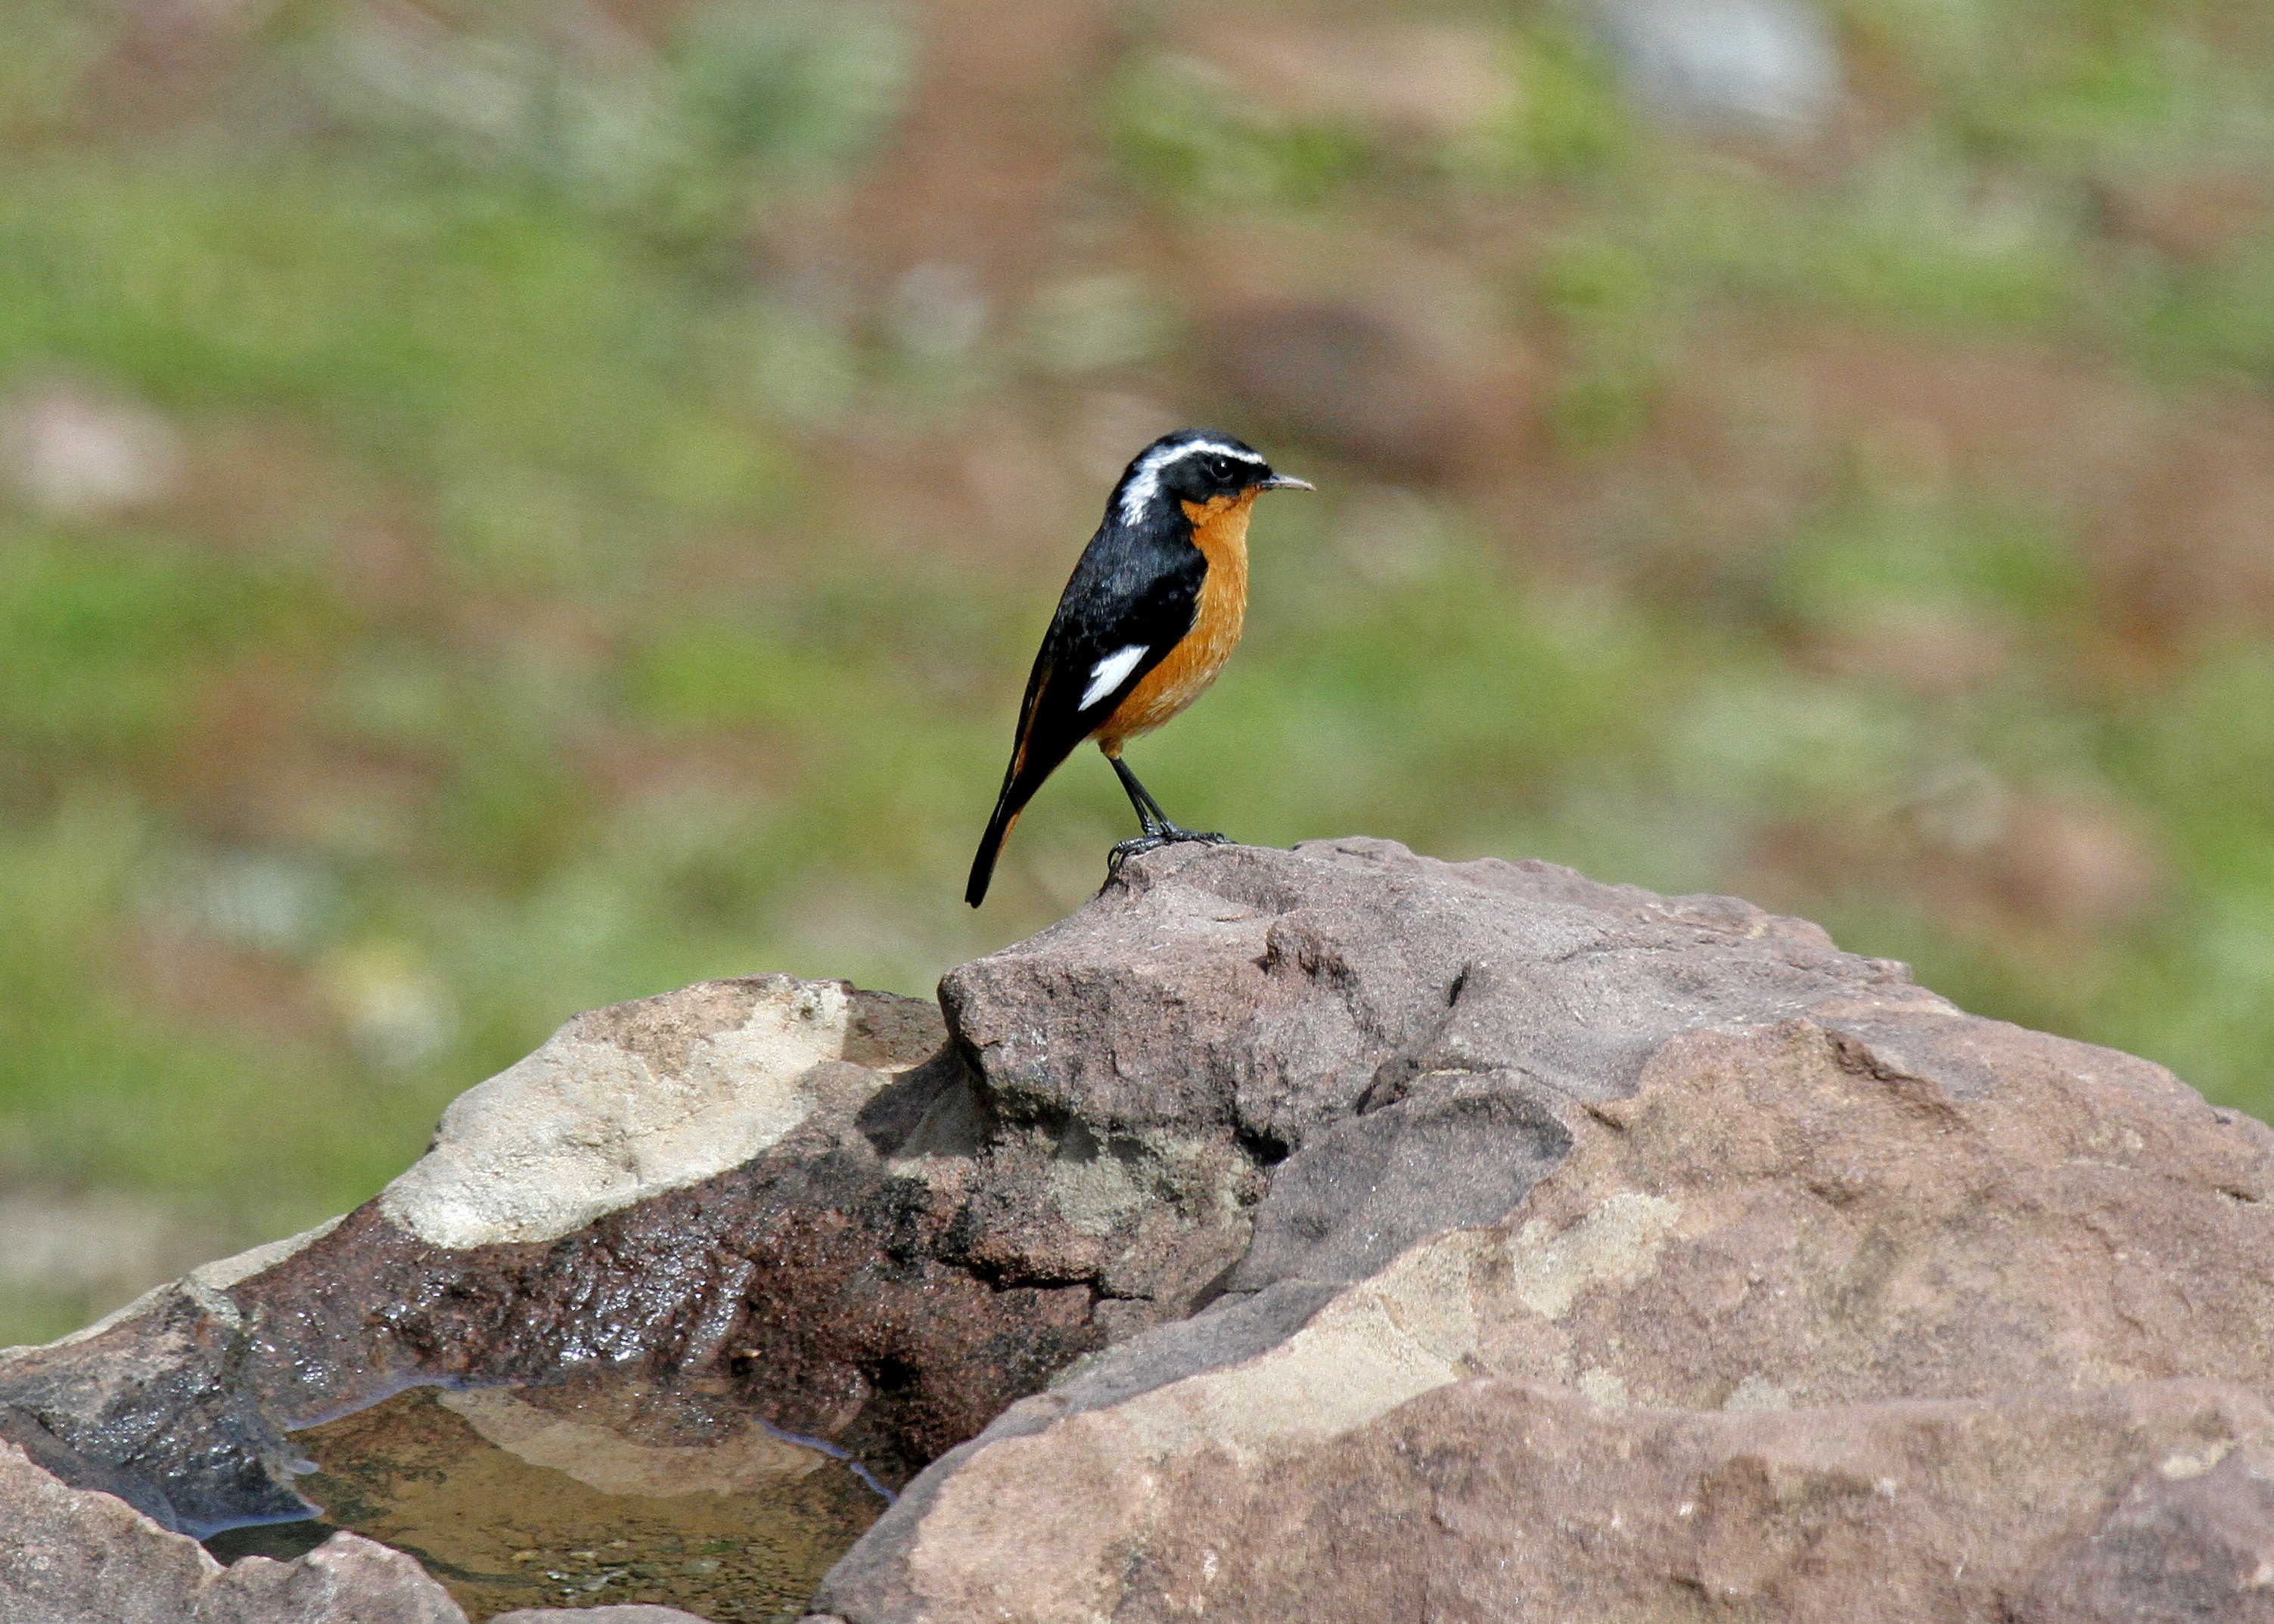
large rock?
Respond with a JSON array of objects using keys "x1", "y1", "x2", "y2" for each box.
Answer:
[
  {"x1": 3, "y1": 838, "x2": 2271, "y2": 1622},
  {"x1": 825, "y1": 839, "x2": 2274, "y2": 1619},
  {"x1": 856, "y1": 1381, "x2": 2274, "y2": 1622}
]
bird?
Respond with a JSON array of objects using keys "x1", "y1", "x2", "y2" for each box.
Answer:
[{"x1": 966, "y1": 429, "x2": 1312, "y2": 907}]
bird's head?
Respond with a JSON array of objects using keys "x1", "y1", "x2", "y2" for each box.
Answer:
[{"x1": 1111, "y1": 429, "x2": 1312, "y2": 530}]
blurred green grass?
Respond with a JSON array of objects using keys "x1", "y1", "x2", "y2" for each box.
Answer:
[{"x1": 2, "y1": 0, "x2": 2273, "y2": 1343}]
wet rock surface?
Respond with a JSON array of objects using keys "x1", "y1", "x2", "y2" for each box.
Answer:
[
  {"x1": 488, "y1": 1611, "x2": 717, "y2": 1624},
  {"x1": 0, "y1": 1437, "x2": 461, "y2": 1624},
  {"x1": 5, "y1": 838, "x2": 2274, "y2": 1622},
  {"x1": 203, "y1": 1383, "x2": 884, "y2": 1622}
]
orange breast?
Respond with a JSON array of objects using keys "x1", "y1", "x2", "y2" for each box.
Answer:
[{"x1": 1097, "y1": 492, "x2": 1253, "y2": 748}]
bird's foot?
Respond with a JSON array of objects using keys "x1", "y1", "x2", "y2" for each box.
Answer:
[
  {"x1": 1105, "y1": 833, "x2": 1167, "y2": 876},
  {"x1": 1106, "y1": 828, "x2": 1235, "y2": 879}
]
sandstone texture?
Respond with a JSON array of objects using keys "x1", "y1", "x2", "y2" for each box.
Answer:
[
  {"x1": 808, "y1": 840, "x2": 2274, "y2": 1622},
  {"x1": 5, "y1": 838, "x2": 2273, "y2": 1622}
]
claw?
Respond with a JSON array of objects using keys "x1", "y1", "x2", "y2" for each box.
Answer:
[
  {"x1": 1106, "y1": 833, "x2": 1170, "y2": 877},
  {"x1": 1105, "y1": 828, "x2": 1235, "y2": 881}
]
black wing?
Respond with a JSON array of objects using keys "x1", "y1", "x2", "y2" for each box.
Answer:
[
  {"x1": 1025, "y1": 535, "x2": 1206, "y2": 761},
  {"x1": 965, "y1": 533, "x2": 1204, "y2": 905}
]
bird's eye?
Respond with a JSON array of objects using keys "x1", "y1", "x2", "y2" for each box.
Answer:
[{"x1": 1207, "y1": 455, "x2": 1234, "y2": 480}]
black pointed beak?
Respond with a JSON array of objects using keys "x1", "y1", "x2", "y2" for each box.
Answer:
[{"x1": 1258, "y1": 473, "x2": 1315, "y2": 492}]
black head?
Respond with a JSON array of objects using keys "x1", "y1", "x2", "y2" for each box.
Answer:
[{"x1": 1111, "y1": 429, "x2": 1312, "y2": 529}]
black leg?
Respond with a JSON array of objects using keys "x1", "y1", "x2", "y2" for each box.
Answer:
[
  {"x1": 1110, "y1": 755, "x2": 1169, "y2": 831},
  {"x1": 1106, "y1": 756, "x2": 1232, "y2": 877}
]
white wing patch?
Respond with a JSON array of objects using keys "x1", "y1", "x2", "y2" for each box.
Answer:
[
  {"x1": 1080, "y1": 644, "x2": 1150, "y2": 710},
  {"x1": 1116, "y1": 439, "x2": 1267, "y2": 527}
]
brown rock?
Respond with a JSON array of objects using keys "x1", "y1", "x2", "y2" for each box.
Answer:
[
  {"x1": 873, "y1": 1380, "x2": 2274, "y2": 1622},
  {"x1": 945, "y1": 837, "x2": 1879, "y2": 1148},
  {"x1": 2016, "y1": 1445, "x2": 2274, "y2": 1622},
  {"x1": 7, "y1": 840, "x2": 2272, "y2": 1622},
  {"x1": 817, "y1": 840, "x2": 2274, "y2": 1622}
]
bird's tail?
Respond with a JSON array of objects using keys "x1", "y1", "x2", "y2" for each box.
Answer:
[{"x1": 965, "y1": 783, "x2": 1027, "y2": 908}]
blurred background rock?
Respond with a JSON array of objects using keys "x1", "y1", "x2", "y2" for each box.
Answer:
[{"x1": 1, "y1": 0, "x2": 2270, "y2": 1344}]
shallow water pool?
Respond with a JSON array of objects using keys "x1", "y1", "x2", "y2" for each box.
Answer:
[{"x1": 202, "y1": 1378, "x2": 887, "y2": 1622}]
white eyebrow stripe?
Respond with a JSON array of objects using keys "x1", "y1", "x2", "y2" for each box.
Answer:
[
  {"x1": 1115, "y1": 439, "x2": 1267, "y2": 526},
  {"x1": 1080, "y1": 644, "x2": 1150, "y2": 710}
]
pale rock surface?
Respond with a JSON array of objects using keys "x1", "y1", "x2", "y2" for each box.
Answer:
[
  {"x1": 888, "y1": 1380, "x2": 2274, "y2": 1622},
  {"x1": 379, "y1": 975, "x2": 868, "y2": 1248}
]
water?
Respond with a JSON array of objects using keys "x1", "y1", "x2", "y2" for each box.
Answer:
[{"x1": 201, "y1": 1377, "x2": 889, "y2": 1622}]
